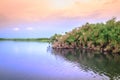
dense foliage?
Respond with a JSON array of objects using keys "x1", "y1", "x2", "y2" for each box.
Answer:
[{"x1": 51, "y1": 18, "x2": 120, "y2": 53}]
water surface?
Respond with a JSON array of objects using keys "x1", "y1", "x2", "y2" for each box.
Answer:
[{"x1": 0, "y1": 41, "x2": 120, "y2": 80}]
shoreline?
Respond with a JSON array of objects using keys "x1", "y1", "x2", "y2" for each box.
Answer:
[{"x1": 52, "y1": 43, "x2": 113, "y2": 54}]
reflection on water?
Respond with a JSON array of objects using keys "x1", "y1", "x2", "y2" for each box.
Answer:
[
  {"x1": 50, "y1": 48, "x2": 120, "y2": 80},
  {"x1": 0, "y1": 41, "x2": 120, "y2": 80}
]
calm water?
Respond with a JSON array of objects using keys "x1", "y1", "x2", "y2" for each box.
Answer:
[{"x1": 0, "y1": 41, "x2": 120, "y2": 80}]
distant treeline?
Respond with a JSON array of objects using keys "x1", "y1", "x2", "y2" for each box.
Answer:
[{"x1": 0, "y1": 38, "x2": 50, "y2": 42}]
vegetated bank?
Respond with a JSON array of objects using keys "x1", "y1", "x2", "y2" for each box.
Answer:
[
  {"x1": 0, "y1": 38, "x2": 50, "y2": 42},
  {"x1": 50, "y1": 18, "x2": 120, "y2": 54}
]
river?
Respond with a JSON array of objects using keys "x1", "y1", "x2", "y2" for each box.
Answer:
[{"x1": 0, "y1": 41, "x2": 120, "y2": 80}]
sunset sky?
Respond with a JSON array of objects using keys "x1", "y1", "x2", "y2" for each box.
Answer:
[{"x1": 0, "y1": 0, "x2": 120, "y2": 38}]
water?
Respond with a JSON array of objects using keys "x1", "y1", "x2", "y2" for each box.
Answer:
[{"x1": 0, "y1": 41, "x2": 120, "y2": 80}]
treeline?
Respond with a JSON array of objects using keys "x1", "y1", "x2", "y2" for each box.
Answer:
[
  {"x1": 0, "y1": 38, "x2": 50, "y2": 42},
  {"x1": 51, "y1": 18, "x2": 120, "y2": 53}
]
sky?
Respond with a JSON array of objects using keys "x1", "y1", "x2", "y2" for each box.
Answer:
[{"x1": 0, "y1": 0, "x2": 120, "y2": 38}]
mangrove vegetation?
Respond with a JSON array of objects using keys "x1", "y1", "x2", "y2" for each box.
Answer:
[{"x1": 51, "y1": 18, "x2": 120, "y2": 53}]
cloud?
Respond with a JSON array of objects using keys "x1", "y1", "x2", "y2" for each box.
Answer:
[
  {"x1": 0, "y1": 0, "x2": 52, "y2": 21},
  {"x1": 26, "y1": 27, "x2": 34, "y2": 31},
  {"x1": 13, "y1": 27, "x2": 20, "y2": 31},
  {"x1": 0, "y1": 0, "x2": 120, "y2": 27},
  {"x1": 104, "y1": 0, "x2": 119, "y2": 5}
]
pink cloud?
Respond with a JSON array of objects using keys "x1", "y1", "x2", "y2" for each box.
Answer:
[{"x1": 0, "y1": 0, "x2": 120, "y2": 28}]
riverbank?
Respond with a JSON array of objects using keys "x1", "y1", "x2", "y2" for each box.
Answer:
[{"x1": 51, "y1": 18, "x2": 120, "y2": 54}]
